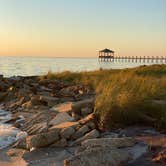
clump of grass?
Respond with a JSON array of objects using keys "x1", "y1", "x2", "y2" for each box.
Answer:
[{"x1": 42, "y1": 65, "x2": 166, "y2": 131}]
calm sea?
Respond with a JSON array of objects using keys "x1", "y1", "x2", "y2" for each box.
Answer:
[{"x1": 0, "y1": 56, "x2": 160, "y2": 77}]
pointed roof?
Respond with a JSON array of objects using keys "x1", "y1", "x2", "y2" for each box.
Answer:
[{"x1": 99, "y1": 48, "x2": 114, "y2": 53}]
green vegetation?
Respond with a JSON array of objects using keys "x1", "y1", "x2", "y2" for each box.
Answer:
[{"x1": 42, "y1": 65, "x2": 166, "y2": 131}]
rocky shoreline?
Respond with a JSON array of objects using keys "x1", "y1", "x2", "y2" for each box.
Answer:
[{"x1": 0, "y1": 75, "x2": 165, "y2": 166}]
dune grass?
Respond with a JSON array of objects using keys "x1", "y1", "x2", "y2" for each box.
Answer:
[{"x1": 42, "y1": 65, "x2": 166, "y2": 131}]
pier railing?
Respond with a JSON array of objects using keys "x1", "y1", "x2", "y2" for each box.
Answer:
[{"x1": 99, "y1": 56, "x2": 166, "y2": 63}]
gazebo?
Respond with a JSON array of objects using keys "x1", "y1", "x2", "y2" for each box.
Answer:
[{"x1": 99, "y1": 48, "x2": 115, "y2": 60}]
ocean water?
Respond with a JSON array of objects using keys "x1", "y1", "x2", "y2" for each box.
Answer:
[
  {"x1": 0, "y1": 109, "x2": 27, "y2": 149},
  {"x1": 0, "y1": 56, "x2": 161, "y2": 77}
]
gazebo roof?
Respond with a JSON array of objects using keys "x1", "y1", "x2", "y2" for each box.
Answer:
[{"x1": 99, "y1": 48, "x2": 114, "y2": 53}]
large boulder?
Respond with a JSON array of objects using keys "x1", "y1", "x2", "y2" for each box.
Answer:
[
  {"x1": 81, "y1": 137, "x2": 136, "y2": 149},
  {"x1": 49, "y1": 112, "x2": 74, "y2": 126},
  {"x1": 64, "y1": 146, "x2": 131, "y2": 166},
  {"x1": 26, "y1": 129, "x2": 60, "y2": 149}
]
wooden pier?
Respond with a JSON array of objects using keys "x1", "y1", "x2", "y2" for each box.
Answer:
[{"x1": 98, "y1": 49, "x2": 166, "y2": 63}]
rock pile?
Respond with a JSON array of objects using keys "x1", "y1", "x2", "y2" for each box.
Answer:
[
  {"x1": 0, "y1": 75, "x2": 100, "y2": 150},
  {"x1": 1, "y1": 75, "x2": 165, "y2": 166},
  {"x1": 0, "y1": 76, "x2": 94, "y2": 113}
]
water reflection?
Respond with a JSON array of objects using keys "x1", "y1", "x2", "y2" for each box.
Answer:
[{"x1": 0, "y1": 56, "x2": 162, "y2": 77}]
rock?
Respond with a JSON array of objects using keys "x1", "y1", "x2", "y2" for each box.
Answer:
[
  {"x1": 79, "y1": 113, "x2": 94, "y2": 125},
  {"x1": 60, "y1": 86, "x2": 75, "y2": 96},
  {"x1": 7, "y1": 148, "x2": 27, "y2": 157},
  {"x1": 50, "y1": 102, "x2": 73, "y2": 113},
  {"x1": 49, "y1": 112, "x2": 74, "y2": 126},
  {"x1": 39, "y1": 95, "x2": 59, "y2": 107},
  {"x1": 26, "y1": 122, "x2": 48, "y2": 135},
  {"x1": 81, "y1": 107, "x2": 93, "y2": 116},
  {"x1": 18, "y1": 88, "x2": 31, "y2": 101},
  {"x1": 22, "y1": 111, "x2": 55, "y2": 132},
  {"x1": 26, "y1": 129, "x2": 60, "y2": 149},
  {"x1": 14, "y1": 138, "x2": 27, "y2": 149},
  {"x1": 72, "y1": 98, "x2": 94, "y2": 114},
  {"x1": 81, "y1": 137, "x2": 136, "y2": 149},
  {"x1": 73, "y1": 125, "x2": 90, "y2": 139},
  {"x1": 60, "y1": 127, "x2": 75, "y2": 139},
  {"x1": 51, "y1": 138, "x2": 68, "y2": 147},
  {"x1": 0, "y1": 92, "x2": 7, "y2": 101},
  {"x1": 64, "y1": 146, "x2": 131, "y2": 166},
  {"x1": 152, "y1": 149, "x2": 166, "y2": 163},
  {"x1": 71, "y1": 112, "x2": 81, "y2": 121},
  {"x1": 30, "y1": 95, "x2": 41, "y2": 105},
  {"x1": 73, "y1": 129, "x2": 100, "y2": 145},
  {"x1": 86, "y1": 122, "x2": 96, "y2": 130},
  {"x1": 50, "y1": 121, "x2": 80, "y2": 130},
  {"x1": 22, "y1": 101, "x2": 33, "y2": 109}
]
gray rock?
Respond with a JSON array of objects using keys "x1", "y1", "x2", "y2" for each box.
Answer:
[
  {"x1": 26, "y1": 122, "x2": 48, "y2": 135},
  {"x1": 26, "y1": 129, "x2": 60, "y2": 149},
  {"x1": 51, "y1": 138, "x2": 68, "y2": 147},
  {"x1": 64, "y1": 146, "x2": 131, "y2": 166},
  {"x1": 81, "y1": 137, "x2": 136, "y2": 149},
  {"x1": 73, "y1": 129, "x2": 100, "y2": 145},
  {"x1": 73, "y1": 125, "x2": 90, "y2": 139},
  {"x1": 39, "y1": 95, "x2": 59, "y2": 107},
  {"x1": 81, "y1": 107, "x2": 93, "y2": 116},
  {"x1": 49, "y1": 122, "x2": 80, "y2": 130},
  {"x1": 72, "y1": 98, "x2": 94, "y2": 114},
  {"x1": 49, "y1": 112, "x2": 74, "y2": 126},
  {"x1": 60, "y1": 127, "x2": 75, "y2": 139},
  {"x1": 86, "y1": 122, "x2": 96, "y2": 130}
]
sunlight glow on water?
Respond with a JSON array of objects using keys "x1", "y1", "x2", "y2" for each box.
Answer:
[{"x1": 0, "y1": 56, "x2": 163, "y2": 77}]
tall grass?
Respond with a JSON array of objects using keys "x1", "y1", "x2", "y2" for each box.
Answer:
[{"x1": 42, "y1": 65, "x2": 166, "y2": 131}]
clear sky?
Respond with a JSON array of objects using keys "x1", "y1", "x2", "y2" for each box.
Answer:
[{"x1": 0, "y1": 0, "x2": 166, "y2": 57}]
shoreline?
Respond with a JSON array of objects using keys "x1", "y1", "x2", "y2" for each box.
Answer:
[{"x1": 0, "y1": 65, "x2": 166, "y2": 165}]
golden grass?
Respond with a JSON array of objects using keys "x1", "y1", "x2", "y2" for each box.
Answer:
[{"x1": 41, "y1": 65, "x2": 166, "y2": 131}]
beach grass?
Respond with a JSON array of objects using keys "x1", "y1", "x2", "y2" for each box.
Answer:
[{"x1": 42, "y1": 65, "x2": 166, "y2": 131}]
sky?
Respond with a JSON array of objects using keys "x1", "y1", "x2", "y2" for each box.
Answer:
[{"x1": 0, "y1": 0, "x2": 166, "y2": 57}]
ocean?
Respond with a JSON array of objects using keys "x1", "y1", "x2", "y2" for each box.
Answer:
[{"x1": 0, "y1": 56, "x2": 162, "y2": 77}]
